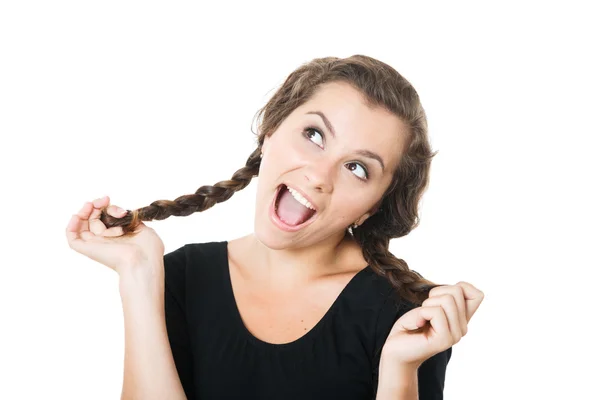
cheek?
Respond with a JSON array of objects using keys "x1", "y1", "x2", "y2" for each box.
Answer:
[
  {"x1": 270, "y1": 134, "x2": 309, "y2": 165},
  {"x1": 329, "y1": 194, "x2": 368, "y2": 221}
]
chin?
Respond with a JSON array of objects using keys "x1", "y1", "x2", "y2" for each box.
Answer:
[{"x1": 252, "y1": 222, "x2": 298, "y2": 250}]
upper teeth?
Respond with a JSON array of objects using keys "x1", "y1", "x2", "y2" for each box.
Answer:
[{"x1": 287, "y1": 186, "x2": 316, "y2": 210}]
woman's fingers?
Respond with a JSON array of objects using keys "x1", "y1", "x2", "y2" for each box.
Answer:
[
  {"x1": 422, "y1": 294, "x2": 463, "y2": 344},
  {"x1": 429, "y1": 285, "x2": 468, "y2": 337},
  {"x1": 66, "y1": 202, "x2": 95, "y2": 252},
  {"x1": 103, "y1": 226, "x2": 125, "y2": 237},
  {"x1": 108, "y1": 204, "x2": 128, "y2": 218},
  {"x1": 66, "y1": 214, "x2": 82, "y2": 248},
  {"x1": 456, "y1": 281, "x2": 485, "y2": 323},
  {"x1": 76, "y1": 201, "x2": 93, "y2": 231},
  {"x1": 65, "y1": 196, "x2": 164, "y2": 273},
  {"x1": 397, "y1": 304, "x2": 450, "y2": 337},
  {"x1": 388, "y1": 281, "x2": 485, "y2": 362},
  {"x1": 418, "y1": 306, "x2": 453, "y2": 351},
  {"x1": 89, "y1": 196, "x2": 127, "y2": 236},
  {"x1": 103, "y1": 205, "x2": 128, "y2": 238},
  {"x1": 66, "y1": 202, "x2": 93, "y2": 238},
  {"x1": 66, "y1": 196, "x2": 129, "y2": 250},
  {"x1": 89, "y1": 196, "x2": 110, "y2": 235},
  {"x1": 397, "y1": 307, "x2": 427, "y2": 331},
  {"x1": 92, "y1": 195, "x2": 109, "y2": 208}
]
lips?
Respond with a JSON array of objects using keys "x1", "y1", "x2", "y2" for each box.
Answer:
[{"x1": 269, "y1": 184, "x2": 318, "y2": 232}]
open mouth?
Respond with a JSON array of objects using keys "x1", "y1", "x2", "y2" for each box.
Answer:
[{"x1": 270, "y1": 184, "x2": 318, "y2": 231}]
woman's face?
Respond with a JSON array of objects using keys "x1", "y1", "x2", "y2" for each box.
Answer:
[{"x1": 254, "y1": 81, "x2": 407, "y2": 250}]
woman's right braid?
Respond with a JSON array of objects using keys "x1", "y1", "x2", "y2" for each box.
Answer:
[{"x1": 100, "y1": 148, "x2": 262, "y2": 235}]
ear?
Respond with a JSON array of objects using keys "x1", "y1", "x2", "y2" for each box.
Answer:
[
  {"x1": 356, "y1": 212, "x2": 371, "y2": 227},
  {"x1": 356, "y1": 202, "x2": 382, "y2": 226}
]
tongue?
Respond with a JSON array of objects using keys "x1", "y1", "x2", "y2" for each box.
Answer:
[{"x1": 276, "y1": 188, "x2": 315, "y2": 226}]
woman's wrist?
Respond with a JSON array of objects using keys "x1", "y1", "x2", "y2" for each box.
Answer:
[
  {"x1": 118, "y1": 261, "x2": 165, "y2": 300},
  {"x1": 376, "y1": 351, "x2": 420, "y2": 399}
]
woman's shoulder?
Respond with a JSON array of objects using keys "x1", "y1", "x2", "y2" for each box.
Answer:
[
  {"x1": 164, "y1": 240, "x2": 227, "y2": 265},
  {"x1": 163, "y1": 240, "x2": 229, "y2": 287},
  {"x1": 349, "y1": 266, "x2": 413, "y2": 310}
]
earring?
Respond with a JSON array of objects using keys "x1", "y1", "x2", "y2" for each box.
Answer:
[{"x1": 347, "y1": 222, "x2": 359, "y2": 236}]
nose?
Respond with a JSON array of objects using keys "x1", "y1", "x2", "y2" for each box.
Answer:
[{"x1": 303, "y1": 159, "x2": 335, "y2": 194}]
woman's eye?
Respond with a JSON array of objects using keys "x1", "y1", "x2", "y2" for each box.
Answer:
[
  {"x1": 304, "y1": 127, "x2": 324, "y2": 148},
  {"x1": 346, "y1": 162, "x2": 369, "y2": 180},
  {"x1": 303, "y1": 127, "x2": 369, "y2": 181}
]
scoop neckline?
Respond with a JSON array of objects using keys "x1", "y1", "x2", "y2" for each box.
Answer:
[{"x1": 220, "y1": 240, "x2": 371, "y2": 351}]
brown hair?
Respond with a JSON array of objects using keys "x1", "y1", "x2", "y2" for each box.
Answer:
[{"x1": 101, "y1": 55, "x2": 444, "y2": 305}]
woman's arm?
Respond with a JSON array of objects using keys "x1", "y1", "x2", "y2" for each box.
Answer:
[
  {"x1": 118, "y1": 263, "x2": 187, "y2": 400},
  {"x1": 375, "y1": 353, "x2": 418, "y2": 400},
  {"x1": 375, "y1": 346, "x2": 452, "y2": 400}
]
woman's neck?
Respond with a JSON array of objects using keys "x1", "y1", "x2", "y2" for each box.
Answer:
[{"x1": 238, "y1": 232, "x2": 365, "y2": 288}]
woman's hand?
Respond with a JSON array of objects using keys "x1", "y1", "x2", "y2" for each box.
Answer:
[
  {"x1": 65, "y1": 196, "x2": 165, "y2": 277},
  {"x1": 381, "y1": 281, "x2": 484, "y2": 368}
]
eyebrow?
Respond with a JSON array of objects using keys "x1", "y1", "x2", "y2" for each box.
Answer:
[{"x1": 306, "y1": 110, "x2": 386, "y2": 171}]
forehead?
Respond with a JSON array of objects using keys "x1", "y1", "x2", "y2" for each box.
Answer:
[{"x1": 295, "y1": 81, "x2": 407, "y2": 170}]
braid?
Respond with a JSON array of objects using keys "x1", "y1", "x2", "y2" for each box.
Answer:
[
  {"x1": 354, "y1": 229, "x2": 443, "y2": 306},
  {"x1": 100, "y1": 148, "x2": 262, "y2": 236}
]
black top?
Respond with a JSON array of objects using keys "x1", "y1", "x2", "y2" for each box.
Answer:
[{"x1": 163, "y1": 241, "x2": 451, "y2": 400}]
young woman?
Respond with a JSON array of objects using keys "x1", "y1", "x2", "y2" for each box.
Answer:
[{"x1": 66, "y1": 55, "x2": 484, "y2": 400}]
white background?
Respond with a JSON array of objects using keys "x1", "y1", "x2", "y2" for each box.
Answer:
[{"x1": 1, "y1": 1, "x2": 598, "y2": 399}]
